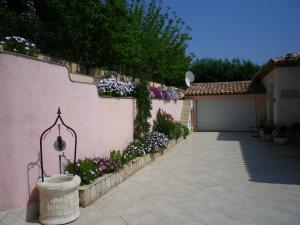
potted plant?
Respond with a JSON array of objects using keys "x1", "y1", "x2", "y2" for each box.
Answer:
[
  {"x1": 272, "y1": 126, "x2": 288, "y2": 145},
  {"x1": 259, "y1": 122, "x2": 273, "y2": 141}
]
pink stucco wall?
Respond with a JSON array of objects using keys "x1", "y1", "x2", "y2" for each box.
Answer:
[
  {"x1": 150, "y1": 99, "x2": 183, "y2": 125},
  {"x1": 0, "y1": 52, "x2": 183, "y2": 212}
]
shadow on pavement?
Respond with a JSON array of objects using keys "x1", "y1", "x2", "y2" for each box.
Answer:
[{"x1": 217, "y1": 132, "x2": 300, "y2": 185}]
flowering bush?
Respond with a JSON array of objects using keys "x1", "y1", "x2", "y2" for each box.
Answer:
[
  {"x1": 123, "y1": 139, "x2": 151, "y2": 163},
  {"x1": 164, "y1": 112, "x2": 175, "y2": 123},
  {"x1": 96, "y1": 77, "x2": 135, "y2": 97},
  {"x1": 1, "y1": 36, "x2": 39, "y2": 57},
  {"x1": 149, "y1": 86, "x2": 163, "y2": 99},
  {"x1": 143, "y1": 131, "x2": 169, "y2": 152},
  {"x1": 153, "y1": 108, "x2": 189, "y2": 140},
  {"x1": 92, "y1": 157, "x2": 118, "y2": 174},
  {"x1": 65, "y1": 159, "x2": 99, "y2": 185},
  {"x1": 168, "y1": 90, "x2": 180, "y2": 101},
  {"x1": 153, "y1": 109, "x2": 174, "y2": 137},
  {"x1": 149, "y1": 87, "x2": 179, "y2": 101}
]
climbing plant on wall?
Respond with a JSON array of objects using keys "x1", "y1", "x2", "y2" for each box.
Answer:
[{"x1": 133, "y1": 79, "x2": 152, "y2": 139}]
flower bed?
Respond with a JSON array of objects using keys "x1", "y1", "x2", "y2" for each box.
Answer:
[
  {"x1": 96, "y1": 77, "x2": 135, "y2": 97},
  {"x1": 63, "y1": 108, "x2": 190, "y2": 207},
  {"x1": 65, "y1": 131, "x2": 170, "y2": 185},
  {"x1": 95, "y1": 77, "x2": 180, "y2": 102},
  {"x1": 78, "y1": 137, "x2": 185, "y2": 207},
  {"x1": 65, "y1": 110, "x2": 188, "y2": 186}
]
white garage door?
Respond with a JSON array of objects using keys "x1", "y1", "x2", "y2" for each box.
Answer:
[{"x1": 197, "y1": 98, "x2": 256, "y2": 131}]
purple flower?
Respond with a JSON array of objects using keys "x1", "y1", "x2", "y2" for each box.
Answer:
[
  {"x1": 91, "y1": 156, "x2": 118, "y2": 173},
  {"x1": 100, "y1": 165, "x2": 107, "y2": 171},
  {"x1": 149, "y1": 87, "x2": 163, "y2": 99},
  {"x1": 149, "y1": 87, "x2": 179, "y2": 101}
]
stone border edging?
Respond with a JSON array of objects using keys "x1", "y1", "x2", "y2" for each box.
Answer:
[{"x1": 78, "y1": 136, "x2": 186, "y2": 207}]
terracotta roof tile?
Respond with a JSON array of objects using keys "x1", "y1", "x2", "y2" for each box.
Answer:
[
  {"x1": 254, "y1": 52, "x2": 300, "y2": 80},
  {"x1": 271, "y1": 52, "x2": 300, "y2": 66},
  {"x1": 185, "y1": 80, "x2": 265, "y2": 96}
]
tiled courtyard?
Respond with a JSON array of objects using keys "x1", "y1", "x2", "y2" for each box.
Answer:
[{"x1": 9, "y1": 132, "x2": 300, "y2": 225}]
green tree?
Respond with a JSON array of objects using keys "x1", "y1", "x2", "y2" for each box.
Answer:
[
  {"x1": 0, "y1": 0, "x2": 193, "y2": 87},
  {"x1": 127, "y1": 0, "x2": 193, "y2": 86},
  {"x1": 190, "y1": 58, "x2": 261, "y2": 83},
  {"x1": 0, "y1": 0, "x2": 40, "y2": 41},
  {"x1": 103, "y1": 0, "x2": 142, "y2": 75},
  {"x1": 34, "y1": 0, "x2": 108, "y2": 73}
]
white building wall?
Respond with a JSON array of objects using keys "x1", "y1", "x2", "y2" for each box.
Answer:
[
  {"x1": 274, "y1": 66, "x2": 300, "y2": 126},
  {"x1": 262, "y1": 70, "x2": 275, "y2": 122}
]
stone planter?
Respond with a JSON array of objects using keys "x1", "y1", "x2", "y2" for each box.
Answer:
[
  {"x1": 151, "y1": 150, "x2": 163, "y2": 160},
  {"x1": 37, "y1": 174, "x2": 81, "y2": 225},
  {"x1": 78, "y1": 174, "x2": 110, "y2": 207},
  {"x1": 78, "y1": 135, "x2": 188, "y2": 207},
  {"x1": 273, "y1": 137, "x2": 288, "y2": 145}
]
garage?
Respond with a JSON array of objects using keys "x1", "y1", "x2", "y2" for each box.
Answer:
[
  {"x1": 197, "y1": 98, "x2": 256, "y2": 131},
  {"x1": 185, "y1": 81, "x2": 266, "y2": 131}
]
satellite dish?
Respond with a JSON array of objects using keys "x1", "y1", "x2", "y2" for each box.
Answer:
[{"x1": 185, "y1": 71, "x2": 195, "y2": 87}]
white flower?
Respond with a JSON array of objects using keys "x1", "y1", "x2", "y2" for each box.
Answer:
[
  {"x1": 25, "y1": 47, "x2": 29, "y2": 50},
  {"x1": 96, "y1": 77, "x2": 135, "y2": 97},
  {"x1": 13, "y1": 48, "x2": 17, "y2": 52}
]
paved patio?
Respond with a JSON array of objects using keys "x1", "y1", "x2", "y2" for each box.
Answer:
[{"x1": 39, "y1": 132, "x2": 300, "y2": 224}]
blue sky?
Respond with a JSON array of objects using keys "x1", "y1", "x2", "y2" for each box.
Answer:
[{"x1": 162, "y1": 0, "x2": 300, "y2": 64}]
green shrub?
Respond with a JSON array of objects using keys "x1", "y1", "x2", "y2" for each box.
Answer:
[
  {"x1": 175, "y1": 122, "x2": 189, "y2": 139},
  {"x1": 110, "y1": 150, "x2": 125, "y2": 169},
  {"x1": 169, "y1": 122, "x2": 182, "y2": 140},
  {"x1": 153, "y1": 109, "x2": 189, "y2": 140},
  {"x1": 182, "y1": 125, "x2": 189, "y2": 139},
  {"x1": 65, "y1": 159, "x2": 99, "y2": 185},
  {"x1": 153, "y1": 109, "x2": 174, "y2": 138}
]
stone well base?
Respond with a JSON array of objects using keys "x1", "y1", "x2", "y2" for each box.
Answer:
[{"x1": 37, "y1": 174, "x2": 81, "y2": 225}]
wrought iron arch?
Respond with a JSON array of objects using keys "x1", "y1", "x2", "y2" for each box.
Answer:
[{"x1": 39, "y1": 108, "x2": 77, "y2": 182}]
